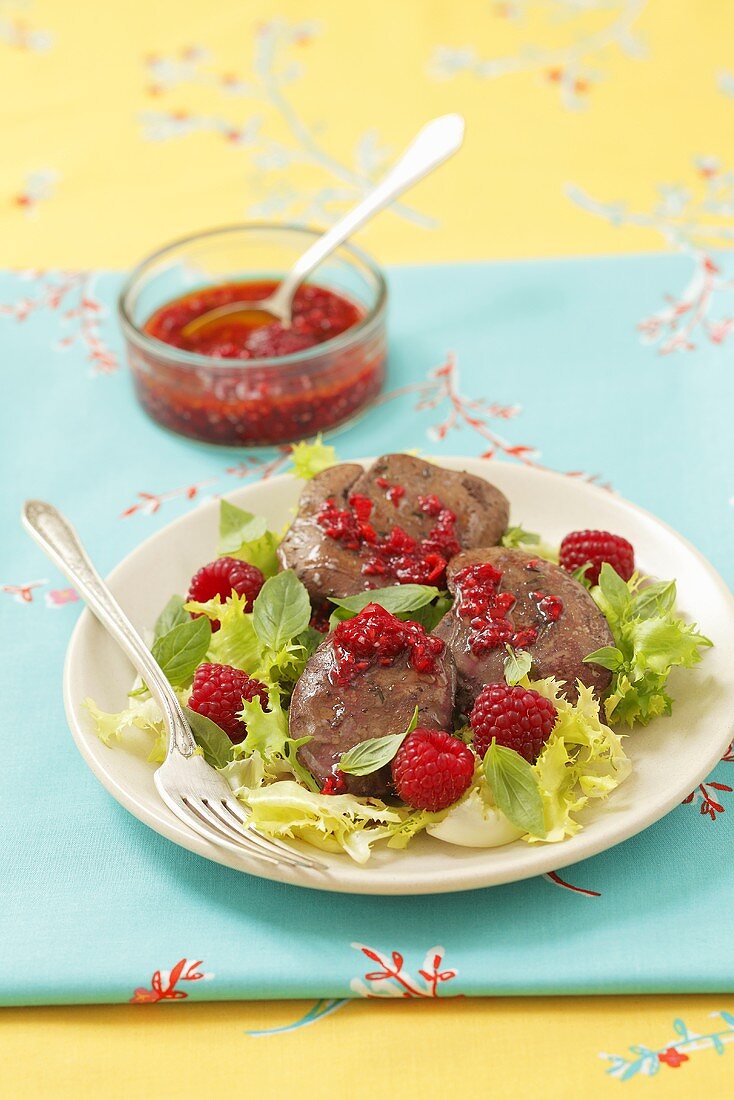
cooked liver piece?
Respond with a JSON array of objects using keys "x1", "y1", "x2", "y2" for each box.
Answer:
[
  {"x1": 434, "y1": 546, "x2": 614, "y2": 710},
  {"x1": 278, "y1": 454, "x2": 510, "y2": 602},
  {"x1": 289, "y1": 635, "x2": 456, "y2": 798}
]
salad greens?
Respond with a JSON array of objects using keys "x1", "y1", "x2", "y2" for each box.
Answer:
[
  {"x1": 585, "y1": 563, "x2": 712, "y2": 727},
  {"x1": 219, "y1": 501, "x2": 281, "y2": 577},
  {"x1": 483, "y1": 739, "x2": 546, "y2": 838},
  {"x1": 290, "y1": 434, "x2": 337, "y2": 480},
  {"x1": 86, "y1": 470, "x2": 713, "y2": 863}
]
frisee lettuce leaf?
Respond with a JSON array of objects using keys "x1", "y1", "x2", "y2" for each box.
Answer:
[
  {"x1": 240, "y1": 782, "x2": 401, "y2": 864},
  {"x1": 527, "y1": 677, "x2": 631, "y2": 843},
  {"x1": 290, "y1": 434, "x2": 337, "y2": 480},
  {"x1": 238, "y1": 694, "x2": 319, "y2": 791},
  {"x1": 586, "y1": 564, "x2": 712, "y2": 727},
  {"x1": 84, "y1": 695, "x2": 168, "y2": 764}
]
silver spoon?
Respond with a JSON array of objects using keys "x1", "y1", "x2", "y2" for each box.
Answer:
[{"x1": 182, "y1": 113, "x2": 465, "y2": 339}]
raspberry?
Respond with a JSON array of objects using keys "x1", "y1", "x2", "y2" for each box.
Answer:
[
  {"x1": 391, "y1": 729, "x2": 475, "y2": 812},
  {"x1": 470, "y1": 683, "x2": 557, "y2": 763},
  {"x1": 559, "y1": 529, "x2": 635, "y2": 587},
  {"x1": 188, "y1": 663, "x2": 269, "y2": 744},
  {"x1": 187, "y1": 556, "x2": 265, "y2": 629}
]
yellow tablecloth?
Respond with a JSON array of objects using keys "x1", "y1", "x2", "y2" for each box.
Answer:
[{"x1": 2, "y1": 1, "x2": 733, "y2": 1094}]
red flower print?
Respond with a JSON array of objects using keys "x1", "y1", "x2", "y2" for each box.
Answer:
[{"x1": 658, "y1": 1047, "x2": 689, "y2": 1068}]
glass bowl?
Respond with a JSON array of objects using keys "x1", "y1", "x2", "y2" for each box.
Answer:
[{"x1": 118, "y1": 224, "x2": 388, "y2": 447}]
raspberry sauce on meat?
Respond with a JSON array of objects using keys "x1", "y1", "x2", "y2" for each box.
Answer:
[
  {"x1": 331, "y1": 603, "x2": 445, "y2": 685},
  {"x1": 316, "y1": 492, "x2": 460, "y2": 588},
  {"x1": 453, "y1": 562, "x2": 564, "y2": 657}
]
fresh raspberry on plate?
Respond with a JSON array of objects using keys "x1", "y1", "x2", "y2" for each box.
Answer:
[
  {"x1": 187, "y1": 556, "x2": 265, "y2": 629},
  {"x1": 188, "y1": 663, "x2": 269, "y2": 744},
  {"x1": 559, "y1": 529, "x2": 635, "y2": 586},
  {"x1": 470, "y1": 683, "x2": 557, "y2": 764},
  {"x1": 391, "y1": 729, "x2": 475, "y2": 812}
]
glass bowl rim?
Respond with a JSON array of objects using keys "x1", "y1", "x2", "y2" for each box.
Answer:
[{"x1": 117, "y1": 222, "x2": 388, "y2": 372}]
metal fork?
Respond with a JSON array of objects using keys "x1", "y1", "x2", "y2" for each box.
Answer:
[{"x1": 22, "y1": 500, "x2": 325, "y2": 873}]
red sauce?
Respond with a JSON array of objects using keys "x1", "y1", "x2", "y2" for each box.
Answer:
[
  {"x1": 331, "y1": 603, "x2": 445, "y2": 684},
  {"x1": 127, "y1": 280, "x2": 385, "y2": 446},
  {"x1": 453, "y1": 563, "x2": 564, "y2": 656},
  {"x1": 144, "y1": 281, "x2": 362, "y2": 359},
  {"x1": 375, "y1": 477, "x2": 406, "y2": 508},
  {"x1": 316, "y1": 493, "x2": 460, "y2": 587}
]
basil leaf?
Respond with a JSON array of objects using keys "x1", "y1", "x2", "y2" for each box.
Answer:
[
  {"x1": 218, "y1": 500, "x2": 267, "y2": 556},
  {"x1": 501, "y1": 525, "x2": 540, "y2": 549},
  {"x1": 503, "y1": 646, "x2": 533, "y2": 686},
  {"x1": 406, "y1": 594, "x2": 454, "y2": 632},
  {"x1": 329, "y1": 584, "x2": 441, "y2": 617},
  {"x1": 293, "y1": 626, "x2": 323, "y2": 661},
  {"x1": 252, "y1": 570, "x2": 311, "y2": 651},
  {"x1": 483, "y1": 740, "x2": 546, "y2": 837},
  {"x1": 597, "y1": 562, "x2": 630, "y2": 617},
  {"x1": 153, "y1": 594, "x2": 189, "y2": 641},
  {"x1": 571, "y1": 563, "x2": 592, "y2": 588},
  {"x1": 632, "y1": 580, "x2": 677, "y2": 620},
  {"x1": 340, "y1": 708, "x2": 419, "y2": 776},
  {"x1": 584, "y1": 645, "x2": 624, "y2": 671},
  {"x1": 184, "y1": 706, "x2": 233, "y2": 769},
  {"x1": 151, "y1": 615, "x2": 211, "y2": 689}
]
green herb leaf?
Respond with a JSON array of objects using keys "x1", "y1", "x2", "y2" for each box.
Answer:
[
  {"x1": 597, "y1": 562, "x2": 631, "y2": 618},
  {"x1": 503, "y1": 646, "x2": 533, "y2": 686},
  {"x1": 151, "y1": 615, "x2": 211, "y2": 689},
  {"x1": 501, "y1": 525, "x2": 541, "y2": 549},
  {"x1": 339, "y1": 707, "x2": 419, "y2": 776},
  {"x1": 252, "y1": 570, "x2": 311, "y2": 652},
  {"x1": 584, "y1": 645, "x2": 624, "y2": 671},
  {"x1": 153, "y1": 595, "x2": 189, "y2": 641},
  {"x1": 632, "y1": 580, "x2": 677, "y2": 620},
  {"x1": 329, "y1": 584, "x2": 441, "y2": 618},
  {"x1": 183, "y1": 706, "x2": 233, "y2": 769},
  {"x1": 571, "y1": 563, "x2": 592, "y2": 587},
  {"x1": 218, "y1": 500, "x2": 267, "y2": 555},
  {"x1": 483, "y1": 740, "x2": 546, "y2": 837},
  {"x1": 290, "y1": 434, "x2": 337, "y2": 479},
  {"x1": 234, "y1": 530, "x2": 281, "y2": 578},
  {"x1": 406, "y1": 593, "x2": 454, "y2": 632}
]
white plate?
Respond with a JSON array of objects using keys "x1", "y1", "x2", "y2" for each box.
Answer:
[{"x1": 63, "y1": 458, "x2": 734, "y2": 895}]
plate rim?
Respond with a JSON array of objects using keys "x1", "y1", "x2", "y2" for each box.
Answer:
[{"x1": 62, "y1": 456, "x2": 734, "y2": 895}]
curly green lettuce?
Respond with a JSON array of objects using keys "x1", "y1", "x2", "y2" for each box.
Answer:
[
  {"x1": 241, "y1": 782, "x2": 402, "y2": 864},
  {"x1": 527, "y1": 677, "x2": 631, "y2": 842},
  {"x1": 289, "y1": 435, "x2": 337, "y2": 480},
  {"x1": 585, "y1": 564, "x2": 712, "y2": 728}
]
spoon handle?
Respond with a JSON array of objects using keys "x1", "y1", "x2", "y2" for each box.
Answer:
[
  {"x1": 273, "y1": 113, "x2": 465, "y2": 316},
  {"x1": 22, "y1": 500, "x2": 196, "y2": 757}
]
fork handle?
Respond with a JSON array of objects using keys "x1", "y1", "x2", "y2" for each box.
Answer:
[{"x1": 22, "y1": 500, "x2": 196, "y2": 758}]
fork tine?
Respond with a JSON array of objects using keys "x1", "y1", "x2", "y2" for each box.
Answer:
[
  {"x1": 203, "y1": 798, "x2": 326, "y2": 871},
  {"x1": 220, "y1": 799, "x2": 327, "y2": 869},
  {"x1": 179, "y1": 797, "x2": 282, "y2": 868}
]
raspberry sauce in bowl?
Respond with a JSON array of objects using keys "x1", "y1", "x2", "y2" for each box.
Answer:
[{"x1": 118, "y1": 225, "x2": 387, "y2": 447}]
